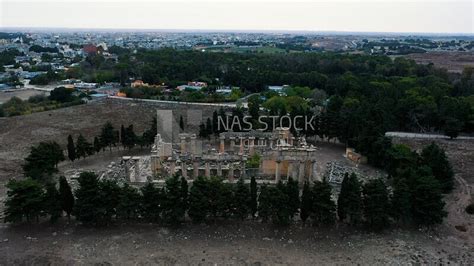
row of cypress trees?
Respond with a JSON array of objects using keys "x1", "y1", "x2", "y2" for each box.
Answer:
[{"x1": 4, "y1": 171, "x2": 446, "y2": 229}]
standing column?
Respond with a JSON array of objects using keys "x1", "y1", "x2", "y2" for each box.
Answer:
[
  {"x1": 170, "y1": 161, "x2": 176, "y2": 176},
  {"x1": 193, "y1": 161, "x2": 199, "y2": 178},
  {"x1": 180, "y1": 136, "x2": 186, "y2": 154},
  {"x1": 205, "y1": 162, "x2": 210, "y2": 177},
  {"x1": 249, "y1": 137, "x2": 255, "y2": 155},
  {"x1": 298, "y1": 161, "x2": 305, "y2": 185},
  {"x1": 230, "y1": 137, "x2": 235, "y2": 152},
  {"x1": 228, "y1": 163, "x2": 234, "y2": 182},
  {"x1": 217, "y1": 161, "x2": 223, "y2": 176},
  {"x1": 181, "y1": 161, "x2": 187, "y2": 178},
  {"x1": 287, "y1": 162, "x2": 293, "y2": 179},
  {"x1": 219, "y1": 136, "x2": 225, "y2": 153},
  {"x1": 275, "y1": 160, "x2": 281, "y2": 183},
  {"x1": 239, "y1": 137, "x2": 244, "y2": 155},
  {"x1": 190, "y1": 135, "x2": 197, "y2": 157},
  {"x1": 291, "y1": 161, "x2": 298, "y2": 180},
  {"x1": 241, "y1": 160, "x2": 247, "y2": 178}
]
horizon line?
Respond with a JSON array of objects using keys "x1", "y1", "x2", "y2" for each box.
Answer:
[{"x1": 1, "y1": 26, "x2": 473, "y2": 36}]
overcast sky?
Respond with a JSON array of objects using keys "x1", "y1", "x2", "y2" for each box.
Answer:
[{"x1": 1, "y1": 0, "x2": 472, "y2": 34}]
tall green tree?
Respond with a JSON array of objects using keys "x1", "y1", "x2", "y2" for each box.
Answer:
[
  {"x1": 74, "y1": 172, "x2": 103, "y2": 226},
  {"x1": 300, "y1": 181, "x2": 312, "y2": 224},
  {"x1": 93, "y1": 136, "x2": 101, "y2": 153},
  {"x1": 116, "y1": 183, "x2": 141, "y2": 220},
  {"x1": 43, "y1": 182, "x2": 62, "y2": 223},
  {"x1": 362, "y1": 179, "x2": 390, "y2": 230},
  {"x1": 76, "y1": 134, "x2": 93, "y2": 159},
  {"x1": 67, "y1": 135, "x2": 76, "y2": 162},
  {"x1": 420, "y1": 143, "x2": 454, "y2": 193},
  {"x1": 337, "y1": 173, "x2": 362, "y2": 225},
  {"x1": 249, "y1": 176, "x2": 258, "y2": 218},
  {"x1": 311, "y1": 179, "x2": 336, "y2": 226},
  {"x1": 59, "y1": 176, "x2": 74, "y2": 220},
  {"x1": 140, "y1": 182, "x2": 162, "y2": 222},
  {"x1": 411, "y1": 171, "x2": 447, "y2": 226},
  {"x1": 99, "y1": 179, "x2": 121, "y2": 225},
  {"x1": 285, "y1": 177, "x2": 300, "y2": 218},
  {"x1": 179, "y1": 115, "x2": 184, "y2": 131},
  {"x1": 234, "y1": 177, "x2": 250, "y2": 220},
  {"x1": 4, "y1": 178, "x2": 45, "y2": 223},
  {"x1": 188, "y1": 176, "x2": 209, "y2": 223},
  {"x1": 23, "y1": 141, "x2": 64, "y2": 181},
  {"x1": 162, "y1": 175, "x2": 187, "y2": 225},
  {"x1": 99, "y1": 121, "x2": 117, "y2": 151},
  {"x1": 391, "y1": 177, "x2": 411, "y2": 224}
]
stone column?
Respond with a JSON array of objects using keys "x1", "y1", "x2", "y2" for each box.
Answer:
[
  {"x1": 193, "y1": 161, "x2": 199, "y2": 178},
  {"x1": 180, "y1": 136, "x2": 186, "y2": 154},
  {"x1": 249, "y1": 137, "x2": 255, "y2": 155},
  {"x1": 219, "y1": 136, "x2": 225, "y2": 153},
  {"x1": 170, "y1": 161, "x2": 176, "y2": 176},
  {"x1": 292, "y1": 162, "x2": 298, "y2": 180},
  {"x1": 241, "y1": 160, "x2": 247, "y2": 178},
  {"x1": 298, "y1": 161, "x2": 305, "y2": 185},
  {"x1": 230, "y1": 137, "x2": 235, "y2": 148},
  {"x1": 217, "y1": 161, "x2": 222, "y2": 176},
  {"x1": 205, "y1": 162, "x2": 210, "y2": 177},
  {"x1": 287, "y1": 162, "x2": 293, "y2": 179},
  {"x1": 228, "y1": 163, "x2": 234, "y2": 182},
  {"x1": 190, "y1": 135, "x2": 197, "y2": 157},
  {"x1": 239, "y1": 137, "x2": 244, "y2": 155},
  {"x1": 181, "y1": 161, "x2": 187, "y2": 178},
  {"x1": 275, "y1": 160, "x2": 281, "y2": 183}
]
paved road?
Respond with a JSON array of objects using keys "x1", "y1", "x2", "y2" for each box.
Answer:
[
  {"x1": 385, "y1": 131, "x2": 474, "y2": 140},
  {"x1": 107, "y1": 95, "x2": 247, "y2": 108}
]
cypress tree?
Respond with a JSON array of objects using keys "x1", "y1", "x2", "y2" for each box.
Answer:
[
  {"x1": 188, "y1": 176, "x2": 209, "y2": 223},
  {"x1": 421, "y1": 143, "x2": 454, "y2": 193},
  {"x1": 116, "y1": 183, "x2": 141, "y2": 220},
  {"x1": 93, "y1": 136, "x2": 101, "y2": 153},
  {"x1": 391, "y1": 177, "x2": 411, "y2": 224},
  {"x1": 234, "y1": 177, "x2": 250, "y2": 220},
  {"x1": 59, "y1": 176, "x2": 74, "y2": 220},
  {"x1": 179, "y1": 115, "x2": 184, "y2": 131},
  {"x1": 76, "y1": 134, "x2": 92, "y2": 159},
  {"x1": 300, "y1": 181, "x2": 312, "y2": 224},
  {"x1": 311, "y1": 179, "x2": 336, "y2": 226},
  {"x1": 249, "y1": 176, "x2": 258, "y2": 218},
  {"x1": 67, "y1": 134, "x2": 76, "y2": 162},
  {"x1": 337, "y1": 172, "x2": 362, "y2": 225},
  {"x1": 362, "y1": 179, "x2": 390, "y2": 230},
  {"x1": 257, "y1": 184, "x2": 271, "y2": 222},
  {"x1": 44, "y1": 182, "x2": 62, "y2": 223},
  {"x1": 162, "y1": 175, "x2": 186, "y2": 225},
  {"x1": 411, "y1": 173, "x2": 447, "y2": 226},
  {"x1": 74, "y1": 172, "x2": 103, "y2": 226},
  {"x1": 285, "y1": 177, "x2": 300, "y2": 218},
  {"x1": 140, "y1": 182, "x2": 162, "y2": 222}
]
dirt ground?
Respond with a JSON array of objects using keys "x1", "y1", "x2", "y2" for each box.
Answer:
[
  {"x1": 402, "y1": 51, "x2": 474, "y2": 73},
  {"x1": 0, "y1": 99, "x2": 473, "y2": 264},
  {"x1": 0, "y1": 89, "x2": 48, "y2": 104}
]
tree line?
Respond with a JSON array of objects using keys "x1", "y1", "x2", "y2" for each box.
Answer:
[{"x1": 4, "y1": 170, "x2": 446, "y2": 229}]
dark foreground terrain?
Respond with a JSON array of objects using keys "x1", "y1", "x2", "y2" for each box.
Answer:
[{"x1": 0, "y1": 221, "x2": 473, "y2": 265}]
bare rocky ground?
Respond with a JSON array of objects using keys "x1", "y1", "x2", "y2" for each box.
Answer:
[{"x1": 0, "y1": 99, "x2": 473, "y2": 264}]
